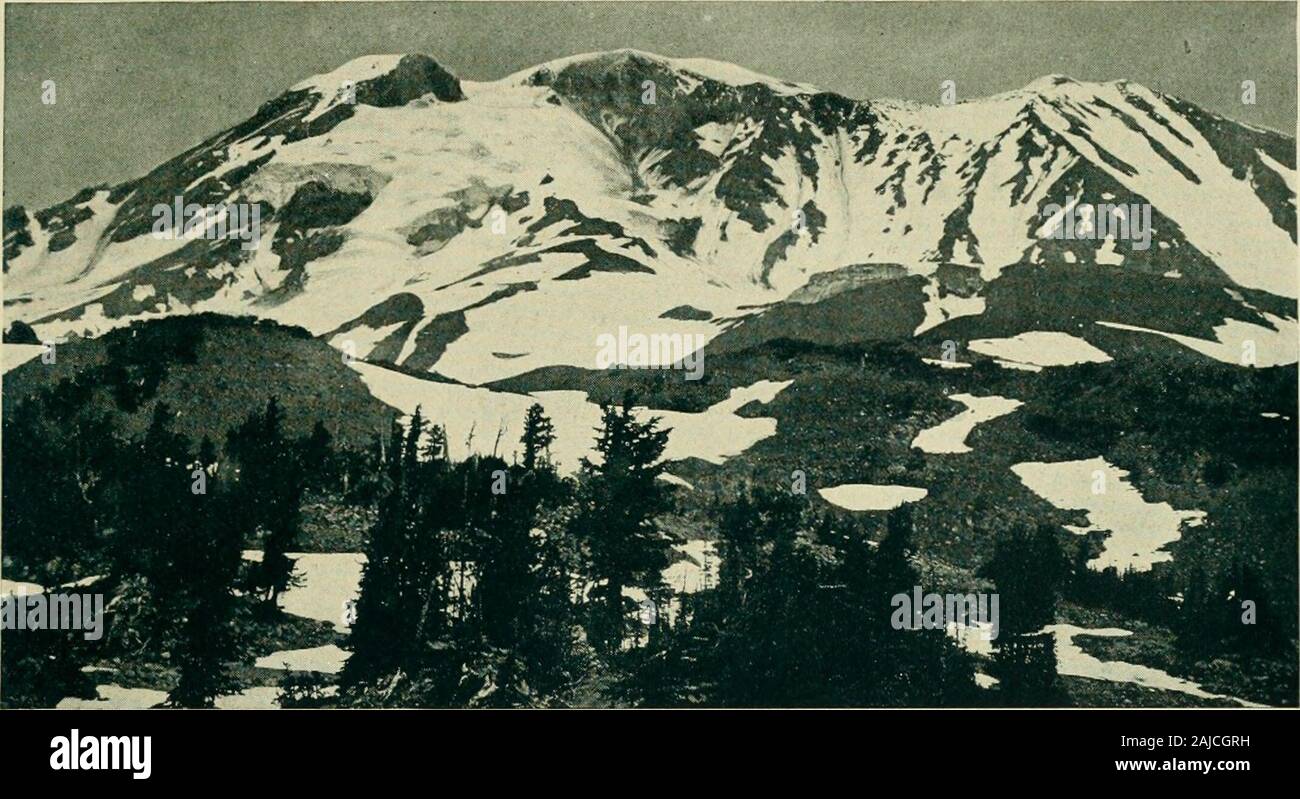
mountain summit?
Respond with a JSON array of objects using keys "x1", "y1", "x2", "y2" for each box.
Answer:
[{"x1": 4, "y1": 50, "x2": 1295, "y2": 384}]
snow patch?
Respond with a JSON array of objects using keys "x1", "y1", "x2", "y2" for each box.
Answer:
[
  {"x1": 1044, "y1": 625, "x2": 1264, "y2": 707},
  {"x1": 1096, "y1": 314, "x2": 1299, "y2": 367},
  {"x1": 969, "y1": 331, "x2": 1111, "y2": 368},
  {"x1": 915, "y1": 280, "x2": 986, "y2": 335},
  {"x1": 912, "y1": 393, "x2": 1022, "y2": 454},
  {"x1": 818, "y1": 484, "x2": 928, "y2": 511},
  {"x1": 256, "y1": 644, "x2": 349, "y2": 675},
  {"x1": 1011, "y1": 457, "x2": 1205, "y2": 573},
  {"x1": 2, "y1": 343, "x2": 46, "y2": 373},
  {"x1": 921, "y1": 357, "x2": 971, "y2": 369},
  {"x1": 658, "y1": 473, "x2": 695, "y2": 490},
  {"x1": 242, "y1": 550, "x2": 364, "y2": 629}
]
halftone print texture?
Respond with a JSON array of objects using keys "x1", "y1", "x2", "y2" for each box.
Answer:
[{"x1": 2, "y1": 1, "x2": 1295, "y2": 711}]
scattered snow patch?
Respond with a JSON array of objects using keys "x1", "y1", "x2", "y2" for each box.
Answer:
[
  {"x1": 818, "y1": 484, "x2": 928, "y2": 511},
  {"x1": 1044, "y1": 625, "x2": 1264, "y2": 707},
  {"x1": 912, "y1": 393, "x2": 1022, "y2": 454},
  {"x1": 1011, "y1": 457, "x2": 1205, "y2": 573},
  {"x1": 1096, "y1": 314, "x2": 1298, "y2": 367},
  {"x1": 969, "y1": 331, "x2": 1111, "y2": 368}
]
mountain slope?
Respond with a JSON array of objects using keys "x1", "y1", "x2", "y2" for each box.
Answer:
[
  {"x1": 2, "y1": 313, "x2": 396, "y2": 448},
  {"x1": 4, "y1": 50, "x2": 1296, "y2": 386}
]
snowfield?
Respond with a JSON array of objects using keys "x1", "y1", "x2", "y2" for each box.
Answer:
[
  {"x1": 1042, "y1": 625, "x2": 1265, "y2": 707},
  {"x1": 911, "y1": 393, "x2": 1023, "y2": 454},
  {"x1": 241, "y1": 550, "x2": 364, "y2": 629},
  {"x1": 2, "y1": 344, "x2": 46, "y2": 373},
  {"x1": 1011, "y1": 457, "x2": 1206, "y2": 573},
  {"x1": 7, "y1": 49, "x2": 1295, "y2": 388},
  {"x1": 255, "y1": 644, "x2": 349, "y2": 675},
  {"x1": 968, "y1": 332, "x2": 1113, "y2": 369},
  {"x1": 348, "y1": 361, "x2": 791, "y2": 474},
  {"x1": 1097, "y1": 314, "x2": 1299, "y2": 367},
  {"x1": 818, "y1": 484, "x2": 929, "y2": 512}
]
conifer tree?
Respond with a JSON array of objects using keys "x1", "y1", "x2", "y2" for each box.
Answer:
[
  {"x1": 228, "y1": 398, "x2": 305, "y2": 612},
  {"x1": 863, "y1": 506, "x2": 979, "y2": 705},
  {"x1": 573, "y1": 394, "x2": 671, "y2": 654},
  {"x1": 342, "y1": 419, "x2": 411, "y2": 685},
  {"x1": 166, "y1": 438, "x2": 249, "y2": 707},
  {"x1": 980, "y1": 524, "x2": 1066, "y2": 705},
  {"x1": 467, "y1": 405, "x2": 576, "y2": 704},
  {"x1": 300, "y1": 420, "x2": 337, "y2": 492},
  {"x1": 700, "y1": 489, "x2": 826, "y2": 706},
  {"x1": 1, "y1": 405, "x2": 107, "y2": 586},
  {"x1": 343, "y1": 410, "x2": 460, "y2": 703},
  {"x1": 520, "y1": 403, "x2": 556, "y2": 471},
  {"x1": 126, "y1": 403, "x2": 197, "y2": 590}
]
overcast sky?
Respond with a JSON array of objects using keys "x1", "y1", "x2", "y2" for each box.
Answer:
[{"x1": 4, "y1": 1, "x2": 1296, "y2": 209}]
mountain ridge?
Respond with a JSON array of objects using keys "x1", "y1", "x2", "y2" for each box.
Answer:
[{"x1": 3, "y1": 48, "x2": 1295, "y2": 386}]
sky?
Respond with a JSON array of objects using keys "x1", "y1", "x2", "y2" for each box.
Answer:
[{"x1": 4, "y1": 1, "x2": 1296, "y2": 209}]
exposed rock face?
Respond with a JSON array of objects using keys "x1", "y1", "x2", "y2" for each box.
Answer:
[
  {"x1": 3, "y1": 49, "x2": 1295, "y2": 384},
  {"x1": 787, "y1": 264, "x2": 911, "y2": 304}
]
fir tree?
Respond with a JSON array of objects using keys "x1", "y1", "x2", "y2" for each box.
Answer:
[
  {"x1": 466, "y1": 405, "x2": 576, "y2": 704},
  {"x1": 980, "y1": 524, "x2": 1066, "y2": 705},
  {"x1": 228, "y1": 398, "x2": 305, "y2": 612},
  {"x1": 166, "y1": 440, "x2": 249, "y2": 708},
  {"x1": 701, "y1": 489, "x2": 827, "y2": 706},
  {"x1": 342, "y1": 419, "x2": 412, "y2": 685},
  {"x1": 573, "y1": 393, "x2": 672, "y2": 654},
  {"x1": 343, "y1": 410, "x2": 459, "y2": 703},
  {"x1": 300, "y1": 420, "x2": 337, "y2": 492},
  {"x1": 520, "y1": 403, "x2": 556, "y2": 471}
]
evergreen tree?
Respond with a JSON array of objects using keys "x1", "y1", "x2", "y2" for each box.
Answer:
[
  {"x1": 0, "y1": 616, "x2": 95, "y2": 708},
  {"x1": 980, "y1": 524, "x2": 1066, "y2": 705},
  {"x1": 166, "y1": 439, "x2": 249, "y2": 707},
  {"x1": 342, "y1": 410, "x2": 460, "y2": 703},
  {"x1": 228, "y1": 398, "x2": 305, "y2": 612},
  {"x1": 873, "y1": 506, "x2": 921, "y2": 617},
  {"x1": 573, "y1": 394, "x2": 672, "y2": 654},
  {"x1": 1, "y1": 404, "x2": 110, "y2": 586},
  {"x1": 472, "y1": 467, "x2": 575, "y2": 701},
  {"x1": 520, "y1": 403, "x2": 556, "y2": 471},
  {"x1": 614, "y1": 599, "x2": 700, "y2": 707},
  {"x1": 450, "y1": 407, "x2": 577, "y2": 706},
  {"x1": 342, "y1": 419, "x2": 411, "y2": 685},
  {"x1": 1177, "y1": 563, "x2": 1231, "y2": 657},
  {"x1": 840, "y1": 506, "x2": 977, "y2": 705},
  {"x1": 300, "y1": 420, "x2": 337, "y2": 492},
  {"x1": 700, "y1": 489, "x2": 827, "y2": 706},
  {"x1": 0, "y1": 407, "x2": 104, "y2": 707},
  {"x1": 122, "y1": 403, "x2": 197, "y2": 591}
]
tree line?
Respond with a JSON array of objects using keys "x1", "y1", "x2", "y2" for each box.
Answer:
[{"x1": 13, "y1": 378, "x2": 1282, "y2": 707}]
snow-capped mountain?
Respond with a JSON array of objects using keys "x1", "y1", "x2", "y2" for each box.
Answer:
[{"x1": 4, "y1": 50, "x2": 1296, "y2": 384}]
